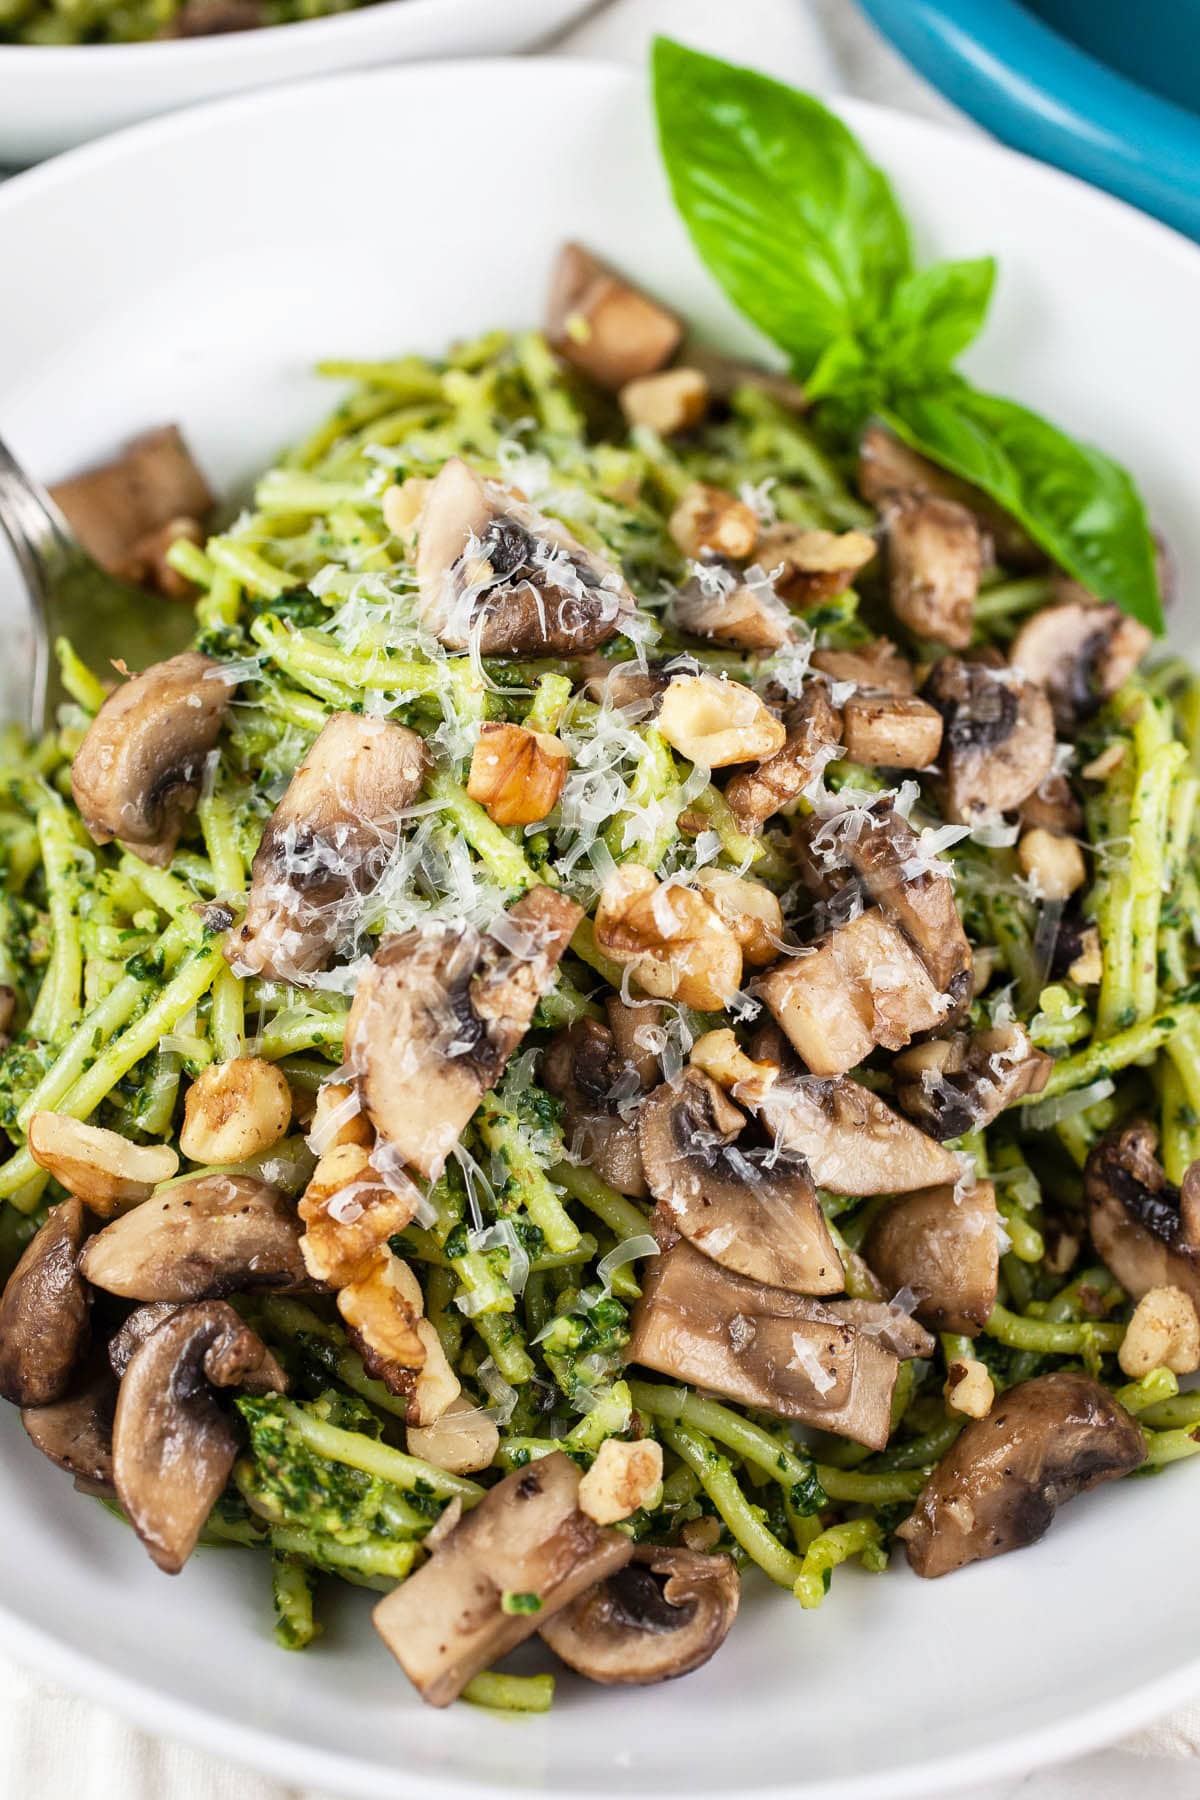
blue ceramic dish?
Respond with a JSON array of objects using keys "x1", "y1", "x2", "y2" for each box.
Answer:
[{"x1": 857, "y1": 0, "x2": 1200, "y2": 238}]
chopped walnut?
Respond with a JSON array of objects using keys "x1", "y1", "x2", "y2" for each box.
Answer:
[
  {"x1": 577, "y1": 1437, "x2": 664, "y2": 1524},
  {"x1": 656, "y1": 673, "x2": 785, "y2": 768},
  {"x1": 694, "y1": 869, "x2": 784, "y2": 968},
  {"x1": 669, "y1": 483, "x2": 759, "y2": 561},
  {"x1": 595, "y1": 865, "x2": 743, "y2": 1011},
  {"x1": 689, "y1": 1028, "x2": 779, "y2": 1106},
  {"x1": 299, "y1": 1142, "x2": 419, "y2": 1287},
  {"x1": 944, "y1": 1357, "x2": 995, "y2": 1420},
  {"x1": 467, "y1": 722, "x2": 569, "y2": 826},
  {"x1": 1017, "y1": 827, "x2": 1087, "y2": 900},
  {"x1": 179, "y1": 1057, "x2": 291, "y2": 1166},
  {"x1": 758, "y1": 524, "x2": 877, "y2": 606},
  {"x1": 620, "y1": 368, "x2": 709, "y2": 436},
  {"x1": 1119, "y1": 1285, "x2": 1200, "y2": 1377}
]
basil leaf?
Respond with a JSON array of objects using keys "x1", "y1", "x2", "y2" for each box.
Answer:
[
  {"x1": 886, "y1": 386, "x2": 1164, "y2": 635},
  {"x1": 652, "y1": 36, "x2": 911, "y2": 378},
  {"x1": 877, "y1": 257, "x2": 996, "y2": 375}
]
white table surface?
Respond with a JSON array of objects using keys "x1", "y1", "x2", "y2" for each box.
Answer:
[{"x1": 2, "y1": 1, "x2": 1198, "y2": 1794}]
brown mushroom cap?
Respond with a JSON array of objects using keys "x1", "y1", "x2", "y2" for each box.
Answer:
[
  {"x1": 864, "y1": 1181, "x2": 999, "y2": 1335},
  {"x1": 0, "y1": 1198, "x2": 91, "y2": 1407},
  {"x1": 1085, "y1": 1121, "x2": 1200, "y2": 1308},
  {"x1": 70, "y1": 652, "x2": 231, "y2": 867},
  {"x1": 627, "y1": 1238, "x2": 900, "y2": 1449},
  {"x1": 793, "y1": 797, "x2": 973, "y2": 1004},
  {"x1": 811, "y1": 638, "x2": 914, "y2": 695},
  {"x1": 539, "y1": 1543, "x2": 739, "y2": 1686},
  {"x1": 107, "y1": 1301, "x2": 182, "y2": 1376},
  {"x1": 923, "y1": 657, "x2": 1056, "y2": 824},
  {"x1": 347, "y1": 886, "x2": 581, "y2": 1182},
  {"x1": 883, "y1": 493, "x2": 984, "y2": 650},
  {"x1": 546, "y1": 243, "x2": 682, "y2": 391},
  {"x1": 893, "y1": 1024, "x2": 1052, "y2": 1140},
  {"x1": 756, "y1": 907, "x2": 950, "y2": 1079},
  {"x1": 415, "y1": 458, "x2": 633, "y2": 656},
  {"x1": 373, "y1": 1450, "x2": 633, "y2": 1707},
  {"x1": 637, "y1": 1070, "x2": 842, "y2": 1295},
  {"x1": 898, "y1": 1371, "x2": 1145, "y2": 1578},
  {"x1": 724, "y1": 685, "x2": 843, "y2": 835},
  {"x1": 857, "y1": 423, "x2": 1041, "y2": 570},
  {"x1": 841, "y1": 692, "x2": 944, "y2": 770},
  {"x1": 1010, "y1": 596, "x2": 1152, "y2": 731},
  {"x1": 757, "y1": 1076, "x2": 962, "y2": 1196},
  {"x1": 78, "y1": 1174, "x2": 306, "y2": 1303},
  {"x1": 22, "y1": 1363, "x2": 117, "y2": 1493},
  {"x1": 542, "y1": 1019, "x2": 647, "y2": 1198},
  {"x1": 671, "y1": 572, "x2": 793, "y2": 653},
  {"x1": 50, "y1": 424, "x2": 213, "y2": 582},
  {"x1": 228, "y1": 711, "x2": 426, "y2": 982},
  {"x1": 113, "y1": 1300, "x2": 286, "y2": 1573}
]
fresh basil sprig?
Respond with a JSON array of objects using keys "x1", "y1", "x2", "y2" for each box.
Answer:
[{"x1": 652, "y1": 37, "x2": 1163, "y2": 635}]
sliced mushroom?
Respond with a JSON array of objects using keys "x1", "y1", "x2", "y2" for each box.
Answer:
[
  {"x1": 70, "y1": 652, "x2": 231, "y2": 866},
  {"x1": 0, "y1": 1198, "x2": 90, "y2": 1407},
  {"x1": 1020, "y1": 769, "x2": 1084, "y2": 837},
  {"x1": 50, "y1": 424, "x2": 212, "y2": 584},
  {"x1": 826, "y1": 1297, "x2": 935, "y2": 1360},
  {"x1": 628, "y1": 1239, "x2": 900, "y2": 1449},
  {"x1": 883, "y1": 494, "x2": 984, "y2": 649},
  {"x1": 113, "y1": 1301, "x2": 286, "y2": 1573},
  {"x1": 897, "y1": 1371, "x2": 1145, "y2": 1578},
  {"x1": 546, "y1": 243, "x2": 683, "y2": 391},
  {"x1": 811, "y1": 638, "x2": 914, "y2": 695},
  {"x1": 416, "y1": 458, "x2": 633, "y2": 656},
  {"x1": 756, "y1": 1077, "x2": 963, "y2": 1195},
  {"x1": 373, "y1": 1450, "x2": 633, "y2": 1706},
  {"x1": 22, "y1": 1365, "x2": 117, "y2": 1494},
  {"x1": 858, "y1": 423, "x2": 1040, "y2": 570},
  {"x1": 793, "y1": 797, "x2": 973, "y2": 1004},
  {"x1": 604, "y1": 994, "x2": 663, "y2": 1091},
  {"x1": 542, "y1": 1019, "x2": 647, "y2": 1198},
  {"x1": 638, "y1": 1070, "x2": 842, "y2": 1295},
  {"x1": 1010, "y1": 595, "x2": 1152, "y2": 731},
  {"x1": 670, "y1": 571, "x2": 794, "y2": 652},
  {"x1": 108, "y1": 1302, "x2": 180, "y2": 1376},
  {"x1": 27, "y1": 1112, "x2": 179, "y2": 1217},
  {"x1": 758, "y1": 908, "x2": 949, "y2": 1077},
  {"x1": 724, "y1": 684, "x2": 843, "y2": 834},
  {"x1": 228, "y1": 711, "x2": 425, "y2": 982},
  {"x1": 893, "y1": 1024, "x2": 1052, "y2": 1140},
  {"x1": 864, "y1": 1182, "x2": 999, "y2": 1334},
  {"x1": 78, "y1": 1174, "x2": 306, "y2": 1302},
  {"x1": 347, "y1": 885, "x2": 582, "y2": 1181},
  {"x1": 923, "y1": 656, "x2": 1056, "y2": 824},
  {"x1": 539, "y1": 1544, "x2": 738, "y2": 1686},
  {"x1": 841, "y1": 692, "x2": 943, "y2": 769},
  {"x1": 1084, "y1": 1122, "x2": 1200, "y2": 1310},
  {"x1": 757, "y1": 524, "x2": 877, "y2": 607}
]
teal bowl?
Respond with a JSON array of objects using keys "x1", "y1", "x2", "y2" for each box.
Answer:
[{"x1": 857, "y1": 0, "x2": 1200, "y2": 238}]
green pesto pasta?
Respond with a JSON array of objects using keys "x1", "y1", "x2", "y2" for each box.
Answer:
[{"x1": 0, "y1": 273, "x2": 1196, "y2": 1710}]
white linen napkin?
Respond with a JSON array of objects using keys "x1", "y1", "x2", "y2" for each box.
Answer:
[{"x1": 0, "y1": 0, "x2": 1196, "y2": 1790}]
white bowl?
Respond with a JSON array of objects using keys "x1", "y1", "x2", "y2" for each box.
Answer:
[
  {"x1": 2, "y1": 56, "x2": 1200, "y2": 1800},
  {"x1": 0, "y1": 0, "x2": 591, "y2": 164}
]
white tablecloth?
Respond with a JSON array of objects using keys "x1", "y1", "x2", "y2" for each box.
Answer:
[{"x1": 3, "y1": 1, "x2": 1198, "y2": 1793}]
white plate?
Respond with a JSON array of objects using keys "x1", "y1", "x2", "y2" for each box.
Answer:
[
  {"x1": 1, "y1": 57, "x2": 1200, "y2": 1800},
  {"x1": 0, "y1": 0, "x2": 590, "y2": 164}
]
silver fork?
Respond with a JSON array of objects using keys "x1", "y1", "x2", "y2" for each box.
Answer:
[{"x1": 0, "y1": 432, "x2": 196, "y2": 735}]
